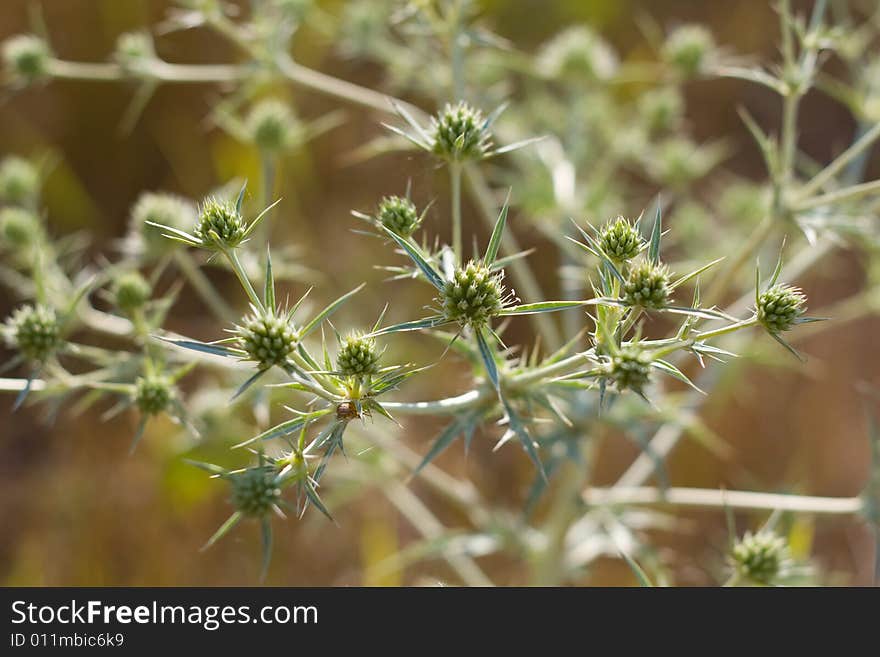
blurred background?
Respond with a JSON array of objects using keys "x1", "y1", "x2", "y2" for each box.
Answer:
[{"x1": 0, "y1": 0, "x2": 878, "y2": 586}]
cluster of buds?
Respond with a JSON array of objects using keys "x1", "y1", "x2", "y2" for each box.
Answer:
[
  {"x1": 0, "y1": 156, "x2": 40, "y2": 206},
  {"x1": 2, "y1": 34, "x2": 52, "y2": 84},
  {"x1": 638, "y1": 87, "x2": 684, "y2": 135},
  {"x1": 598, "y1": 216, "x2": 642, "y2": 262},
  {"x1": 757, "y1": 284, "x2": 806, "y2": 333},
  {"x1": 623, "y1": 260, "x2": 671, "y2": 309},
  {"x1": 134, "y1": 373, "x2": 174, "y2": 415},
  {"x1": 245, "y1": 99, "x2": 299, "y2": 153},
  {"x1": 376, "y1": 195, "x2": 422, "y2": 237},
  {"x1": 0, "y1": 207, "x2": 43, "y2": 249},
  {"x1": 230, "y1": 466, "x2": 282, "y2": 517},
  {"x1": 195, "y1": 198, "x2": 246, "y2": 249},
  {"x1": 730, "y1": 531, "x2": 792, "y2": 585},
  {"x1": 606, "y1": 347, "x2": 652, "y2": 393},
  {"x1": 440, "y1": 261, "x2": 508, "y2": 328},
  {"x1": 112, "y1": 271, "x2": 152, "y2": 315},
  {"x1": 337, "y1": 333, "x2": 381, "y2": 377},
  {"x1": 4, "y1": 303, "x2": 61, "y2": 363},
  {"x1": 662, "y1": 25, "x2": 716, "y2": 78},
  {"x1": 536, "y1": 25, "x2": 618, "y2": 81},
  {"x1": 235, "y1": 309, "x2": 297, "y2": 369},
  {"x1": 430, "y1": 101, "x2": 492, "y2": 162}
]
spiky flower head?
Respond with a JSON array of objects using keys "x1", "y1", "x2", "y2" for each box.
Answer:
[
  {"x1": 376, "y1": 195, "x2": 421, "y2": 237},
  {"x1": 730, "y1": 531, "x2": 792, "y2": 585},
  {"x1": 536, "y1": 25, "x2": 618, "y2": 81},
  {"x1": 129, "y1": 191, "x2": 195, "y2": 256},
  {"x1": 337, "y1": 333, "x2": 381, "y2": 377},
  {"x1": 4, "y1": 303, "x2": 61, "y2": 363},
  {"x1": 2, "y1": 34, "x2": 52, "y2": 83},
  {"x1": 599, "y1": 216, "x2": 642, "y2": 262},
  {"x1": 0, "y1": 207, "x2": 43, "y2": 248},
  {"x1": 112, "y1": 271, "x2": 151, "y2": 315},
  {"x1": 230, "y1": 466, "x2": 281, "y2": 517},
  {"x1": 607, "y1": 347, "x2": 652, "y2": 393},
  {"x1": 246, "y1": 99, "x2": 299, "y2": 152},
  {"x1": 114, "y1": 32, "x2": 156, "y2": 75},
  {"x1": 441, "y1": 260, "x2": 507, "y2": 328},
  {"x1": 757, "y1": 284, "x2": 806, "y2": 333},
  {"x1": 235, "y1": 309, "x2": 297, "y2": 369},
  {"x1": 662, "y1": 25, "x2": 715, "y2": 78},
  {"x1": 134, "y1": 373, "x2": 174, "y2": 415},
  {"x1": 430, "y1": 102, "x2": 491, "y2": 162},
  {"x1": 195, "y1": 197, "x2": 246, "y2": 249},
  {"x1": 638, "y1": 87, "x2": 684, "y2": 134},
  {"x1": 0, "y1": 156, "x2": 40, "y2": 206},
  {"x1": 623, "y1": 260, "x2": 671, "y2": 309}
]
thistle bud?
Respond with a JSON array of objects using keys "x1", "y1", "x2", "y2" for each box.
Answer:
[
  {"x1": 134, "y1": 373, "x2": 174, "y2": 415},
  {"x1": 757, "y1": 284, "x2": 806, "y2": 333},
  {"x1": 536, "y1": 25, "x2": 618, "y2": 81},
  {"x1": 662, "y1": 25, "x2": 715, "y2": 78},
  {"x1": 114, "y1": 32, "x2": 156, "y2": 76},
  {"x1": 236, "y1": 310, "x2": 297, "y2": 369},
  {"x1": 245, "y1": 99, "x2": 299, "y2": 153},
  {"x1": 441, "y1": 260, "x2": 506, "y2": 328},
  {"x1": 129, "y1": 192, "x2": 195, "y2": 256},
  {"x1": 337, "y1": 333, "x2": 380, "y2": 377},
  {"x1": 195, "y1": 197, "x2": 246, "y2": 249},
  {"x1": 112, "y1": 271, "x2": 151, "y2": 315},
  {"x1": 377, "y1": 195, "x2": 421, "y2": 237},
  {"x1": 730, "y1": 531, "x2": 791, "y2": 585},
  {"x1": 623, "y1": 260, "x2": 671, "y2": 309},
  {"x1": 230, "y1": 466, "x2": 281, "y2": 517},
  {"x1": 638, "y1": 87, "x2": 684, "y2": 135},
  {"x1": 430, "y1": 102, "x2": 491, "y2": 162},
  {"x1": 0, "y1": 207, "x2": 43, "y2": 248},
  {"x1": 4, "y1": 303, "x2": 61, "y2": 363},
  {"x1": 599, "y1": 216, "x2": 642, "y2": 262},
  {"x1": 2, "y1": 34, "x2": 51, "y2": 83},
  {"x1": 0, "y1": 156, "x2": 40, "y2": 206},
  {"x1": 607, "y1": 347, "x2": 652, "y2": 393}
]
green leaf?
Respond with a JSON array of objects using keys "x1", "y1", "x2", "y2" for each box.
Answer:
[
  {"x1": 648, "y1": 201, "x2": 662, "y2": 264},
  {"x1": 475, "y1": 327, "x2": 499, "y2": 389},
  {"x1": 264, "y1": 249, "x2": 276, "y2": 313},
  {"x1": 231, "y1": 368, "x2": 269, "y2": 401},
  {"x1": 484, "y1": 194, "x2": 509, "y2": 266},
  {"x1": 670, "y1": 257, "x2": 725, "y2": 290},
  {"x1": 156, "y1": 336, "x2": 238, "y2": 358},
  {"x1": 299, "y1": 283, "x2": 365, "y2": 339},
  {"x1": 242, "y1": 198, "x2": 283, "y2": 241},
  {"x1": 235, "y1": 180, "x2": 247, "y2": 214},
  {"x1": 381, "y1": 225, "x2": 445, "y2": 290},
  {"x1": 201, "y1": 511, "x2": 243, "y2": 551},
  {"x1": 501, "y1": 396, "x2": 546, "y2": 479},
  {"x1": 413, "y1": 419, "x2": 467, "y2": 476}
]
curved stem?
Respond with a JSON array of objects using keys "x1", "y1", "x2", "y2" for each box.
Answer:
[{"x1": 222, "y1": 248, "x2": 263, "y2": 312}]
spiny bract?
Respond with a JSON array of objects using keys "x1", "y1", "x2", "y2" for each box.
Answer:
[
  {"x1": 623, "y1": 260, "x2": 671, "y2": 309},
  {"x1": 337, "y1": 334, "x2": 380, "y2": 377},
  {"x1": 430, "y1": 101, "x2": 491, "y2": 162},
  {"x1": 730, "y1": 531, "x2": 791, "y2": 585},
  {"x1": 757, "y1": 284, "x2": 806, "y2": 333},
  {"x1": 230, "y1": 467, "x2": 281, "y2": 517},
  {"x1": 5, "y1": 303, "x2": 61, "y2": 363},
  {"x1": 441, "y1": 260, "x2": 506, "y2": 328},
  {"x1": 236, "y1": 310, "x2": 297, "y2": 369}
]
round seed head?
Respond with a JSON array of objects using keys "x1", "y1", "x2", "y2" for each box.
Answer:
[
  {"x1": 0, "y1": 207, "x2": 43, "y2": 248},
  {"x1": 230, "y1": 466, "x2": 281, "y2": 517},
  {"x1": 113, "y1": 271, "x2": 151, "y2": 315},
  {"x1": 623, "y1": 260, "x2": 671, "y2": 309},
  {"x1": 246, "y1": 99, "x2": 299, "y2": 152},
  {"x1": 114, "y1": 32, "x2": 156, "y2": 74},
  {"x1": 5, "y1": 303, "x2": 61, "y2": 363},
  {"x1": 441, "y1": 260, "x2": 506, "y2": 328},
  {"x1": 134, "y1": 373, "x2": 174, "y2": 415},
  {"x1": 599, "y1": 216, "x2": 642, "y2": 262},
  {"x1": 607, "y1": 347, "x2": 652, "y2": 393},
  {"x1": 662, "y1": 25, "x2": 715, "y2": 78},
  {"x1": 757, "y1": 284, "x2": 806, "y2": 333},
  {"x1": 195, "y1": 197, "x2": 246, "y2": 249},
  {"x1": 337, "y1": 333, "x2": 380, "y2": 377},
  {"x1": 730, "y1": 531, "x2": 791, "y2": 585},
  {"x1": 536, "y1": 25, "x2": 618, "y2": 80},
  {"x1": 236, "y1": 310, "x2": 297, "y2": 369},
  {"x1": 2, "y1": 34, "x2": 51, "y2": 83},
  {"x1": 129, "y1": 191, "x2": 195, "y2": 256},
  {"x1": 376, "y1": 195, "x2": 421, "y2": 237},
  {"x1": 0, "y1": 156, "x2": 40, "y2": 206},
  {"x1": 430, "y1": 102, "x2": 491, "y2": 162},
  {"x1": 638, "y1": 87, "x2": 684, "y2": 134}
]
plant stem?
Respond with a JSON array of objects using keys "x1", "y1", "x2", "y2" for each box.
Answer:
[
  {"x1": 48, "y1": 59, "x2": 245, "y2": 83},
  {"x1": 794, "y1": 178, "x2": 880, "y2": 211},
  {"x1": 450, "y1": 163, "x2": 463, "y2": 265},
  {"x1": 798, "y1": 121, "x2": 880, "y2": 200},
  {"x1": 222, "y1": 248, "x2": 263, "y2": 312},
  {"x1": 583, "y1": 486, "x2": 864, "y2": 515},
  {"x1": 174, "y1": 251, "x2": 236, "y2": 320}
]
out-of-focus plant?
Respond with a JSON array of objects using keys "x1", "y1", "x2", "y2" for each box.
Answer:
[{"x1": 1, "y1": 0, "x2": 879, "y2": 586}]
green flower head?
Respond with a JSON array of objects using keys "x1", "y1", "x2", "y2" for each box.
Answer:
[
  {"x1": 730, "y1": 531, "x2": 792, "y2": 585},
  {"x1": 662, "y1": 25, "x2": 715, "y2": 78},
  {"x1": 623, "y1": 260, "x2": 671, "y2": 309},
  {"x1": 376, "y1": 195, "x2": 421, "y2": 237},
  {"x1": 246, "y1": 99, "x2": 299, "y2": 152},
  {"x1": 134, "y1": 373, "x2": 174, "y2": 415},
  {"x1": 195, "y1": 197, "x2": 246, "y2": 249},
  {"x1": 235, "y1": 309, "x2": 297, "y2": 369},
  {"x1": 599, "y1": 216, "x2": 642, "y2": 262},
  {"x1": 757, "y1": 284, "x2": 806, "y2": 333},
  {"x1": 431, "y1": 102, "x2": 491, "y2": 162},
  {"x1": 337, "y1": 333, "x2": 381, "y2": 377},
  {"x1": 440, "y1": 260, "x2": 507, "y2": 328},
  {"x1": 607, "y1": 347, "x2": 652, "y2": 393},
  {"x1": 2, "y1": 34, "x2": 51, "y2": 83},
  {"x1": 113, "y1": 271, "x2": 152, "y2": 315},
  {"x1": 5, "y1": 303, "x2": 61, "y2": 363},
  {"x1": 230, "y1": 466, "x2": 281, "y2": 517}
]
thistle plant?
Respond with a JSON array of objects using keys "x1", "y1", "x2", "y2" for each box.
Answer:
[{"x1": 2, "y1": 0, "x2": 879, "y2": 587}]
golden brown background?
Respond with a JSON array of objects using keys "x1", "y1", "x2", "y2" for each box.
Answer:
[{"x1": 0, "y1": 0, "x2": 877, "y2": 585}]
